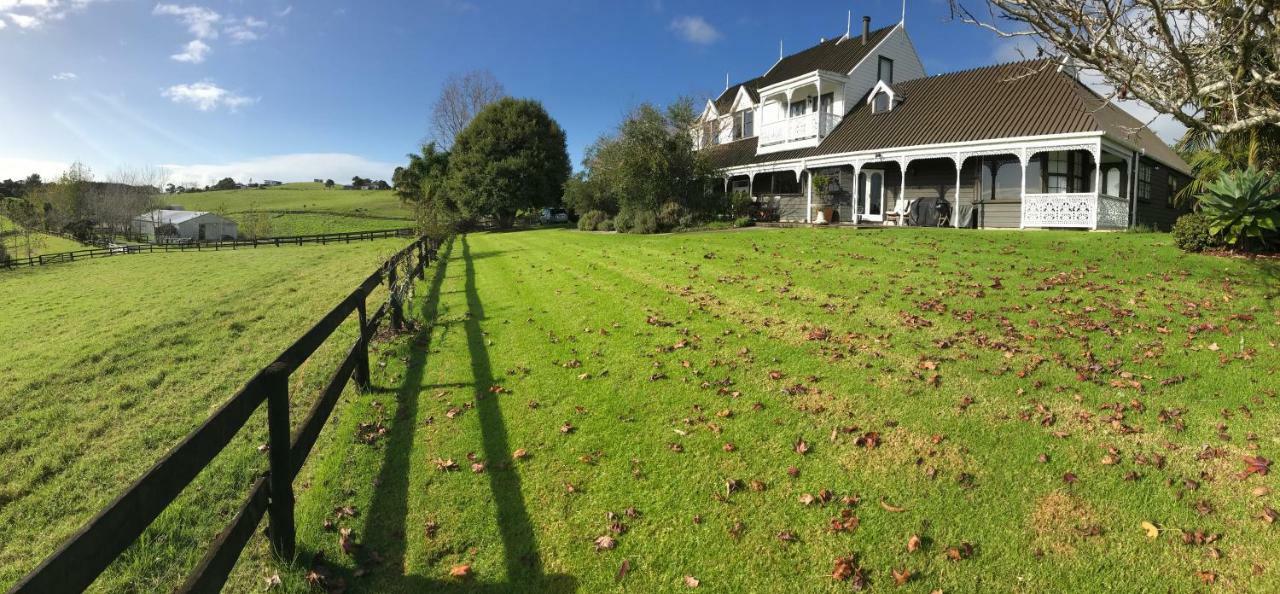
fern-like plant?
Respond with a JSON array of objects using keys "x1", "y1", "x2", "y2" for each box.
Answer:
[{"x1": 1197, "y1": 169, "x2": 1280, "y2": 248}]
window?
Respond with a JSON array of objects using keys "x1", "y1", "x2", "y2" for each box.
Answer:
[
  {"x1": 979, "y1": 156, "x2": 1021, "y2": 201},
  {"x1": 1046, "y1": 152, "x2": 1068, "y2": 192},
  {"x1": 1167, "y1": 175, "x2": 1178, "y2": 208},
  {"x1": 1136, "y1": 162, "x2": 1152, "y2": 202},
  {"x1": 732, "y1": 109, "x2": 754, "y2": 140},
  {"x1": 872, "y1": 92, "x2": 890, "y2": 113},
  {"x1": 789, "y1": 100, "x2": 806, "y2": 117},
  {"x1": 878, "y1": 56, "x2": 894, "y2": 84}
]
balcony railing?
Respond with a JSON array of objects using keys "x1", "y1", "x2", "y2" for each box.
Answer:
[
  {"x1": 760, "y1": 112, "x2": 842, "y2": 147},
  {"x1": 1022, "y1": 193, "x2": 1129, "y2": 229}
]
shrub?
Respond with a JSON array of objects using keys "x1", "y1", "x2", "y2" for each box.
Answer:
[
  {"x1": 578, "y1": 209, "x2": 609, "y2": 231},
  {"x1": 1171, "y1": 212, "x2": 1218, "y2": 253},
  {"x1": 730, "y1": 191, "x2": 755, "y2": 218},
  {"x1": 627, "y1": 210, "x2": 658, "y2": 234},
  {"x1": 732, "y1": 216, "x2": 754, "y2": 228},
  {"x1": 657, "y1": 201, "x2": 688, "y2": 231},
  {"x1": 613, "y1": 209, "x2": 635, "y2": 233},
  {"x1": 677, "y1": 213, "x2": 699, "y2": 229},
  {"x1": 599, "y1": 219, "x2": 615, "y2": 232},
  {"x1": 1197, "y1": 168, "x2": 1280, "y2": 249}
]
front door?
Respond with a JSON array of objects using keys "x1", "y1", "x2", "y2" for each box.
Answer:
[
  {"x1": 198, "y1": 224, "x2": 207, "y2": 241},
  {"x1": 861, "y1": 169, "x2": 885, "y2": 222}
]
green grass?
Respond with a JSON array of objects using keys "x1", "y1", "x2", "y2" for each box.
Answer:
[
  {"x1": 0, "y1": 239, "x2": 410, "y2": 591},
  {"x1": 1, "y1": 215, "x2": 88, "y2": 258},
  {"x1": 173, "y1": 183, "x2": 413, "y2": 237},
  {"x1": 241, "y1": 227, "x2": 1279, "y2": 593}
]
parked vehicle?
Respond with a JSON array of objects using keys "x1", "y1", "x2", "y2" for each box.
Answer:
[{"x1": 540, "y1": 207, "x2": 569, "y2": 224}]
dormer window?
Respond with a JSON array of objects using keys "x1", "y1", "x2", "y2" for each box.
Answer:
[
  {"x1": 733, "y1": 109, "x2": 754, "y2": 139},
  {"x1": 872, "y1": 92, "x2": 890, "y2": 113}
]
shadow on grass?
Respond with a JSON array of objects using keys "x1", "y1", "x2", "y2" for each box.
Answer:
[{"x1": 339, "y1": 235, "x2": 575, "y2": 592}]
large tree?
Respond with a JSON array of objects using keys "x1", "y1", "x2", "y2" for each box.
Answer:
[
  {"x1": 430, "y1": 70, "x2": 507, "y2": 151},
  {"x1": 446, "y1": 98, "x2": 570, "y2": 228},
  {"x1": 949, "y1": 1, "x2": 1280, "y2": 167}
]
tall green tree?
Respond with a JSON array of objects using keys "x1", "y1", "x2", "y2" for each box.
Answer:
[{"x1": 446, "y1": 98, "x2": 570, "y2": 228}]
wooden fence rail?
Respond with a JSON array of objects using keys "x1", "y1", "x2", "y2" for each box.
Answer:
[
  {"x1": 6, "y1": 235, "x2": 440, "y2": 594},
  {"x1": 0, "y1": 227, "x2": 417, "y2": 271}
]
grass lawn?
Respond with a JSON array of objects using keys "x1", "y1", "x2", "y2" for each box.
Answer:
[
  {"x1": 1, "y1": 215, "x2": 87, "y2": 258},
  {"x1": 0, "y1": 239, "x2": 410, "y2": 591},
  {"x1": 244, "y1": 227, "x2": 1279, "y2": 593},
  {"x1": 174, "y1": 183, "x2": 413, "y2": 236}
]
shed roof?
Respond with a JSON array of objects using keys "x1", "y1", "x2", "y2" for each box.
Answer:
[{"x1": 135, "y1": 209, "x2": 221, "y2": 225}]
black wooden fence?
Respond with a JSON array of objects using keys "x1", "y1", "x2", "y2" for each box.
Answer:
[
  {"x1": 7, "y1": 235, "x2": 440, "y2": 594},
  {"x1": 0, "y1": 228, "x2": 417, "y2": 270}
]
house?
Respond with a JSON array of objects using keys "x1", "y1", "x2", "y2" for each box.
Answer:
[
  {"x1": 262, "y1": 180, "x2": 283, "y2": 187},
  {"x1": 698, "y1": 15, "x2": 1191, "y2": 230},
  {"x1": 132, "y1": 210, "x2": 239, "y2": 242}
]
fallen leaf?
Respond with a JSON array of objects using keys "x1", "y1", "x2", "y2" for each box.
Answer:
[
  {"x1": 1241, "y1": 455, "x2": 1271, "y2": 478},
  {"x1": 449, "y1": 564, "x2": 472, "y2": 579},
  {"x1": 907, "y1": 534, "x2": 922, "y2": 552},
  {"x1": 264, "y1": 573, "x2": 282, "y2": 589},
  {"x1": 339, "y1": 528, "x2": 356, "y2": 555},
  {"x1": 594, "y1": 535, "x2": 617, "y2": 551},
  {"x1": 879, "y1": 497, "x2": 906, "y2": 513},
  {"x1": 513, "y1": 448, "x2": 529, "y2": 460},
  {"x1": 794, "y1": 438, "x2": 810, "y2": 455},
  {"x1": 892, "y1": 566, "x2": 912, "y2": 586},
  {"x1": 1141, "y1": 521, "x2": 1160, "y2": 539},
  {"x1": 683, "y1": 575, "x2": 700, "y2": 588},
  {"x1": 616, "y1": 559, "x2": 630, "y2": 582}
]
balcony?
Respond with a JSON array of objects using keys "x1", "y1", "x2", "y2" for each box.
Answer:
[{"x1": 759, "y1": 112, "x2": 842, "y2": 149}]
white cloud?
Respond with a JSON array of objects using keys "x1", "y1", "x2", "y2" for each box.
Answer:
[
  {"x1": 170, "y1": 39, "x2": 210, "y2": 63},
  {"x1": 7, "y1": 12, "x2": 38, "y2": 28},
  {"x1": 275, "y1": 5, "x2": 292, "y2": 17},
  {"x1": 669, "y1": 15, "x2": 720, "y2": 45},
  {"x1": 160, "y1": 153, "x2": 399, "y2": 186},
  {"x1": 0, "y1": 18, "x2": 6, "y2": 29},
  {"x1": 223, "y1": 16, "x2": 265, "y2": 43},
  {"x1": 153, "y1": 3, "x2": 221, "y2": 39},
  {"x1": 51, "y1": 71, "x2": 77, "y2": 80},
  {"x1": 162, "y1": 81, "x2": 256, "y2": 112},
  {"x1": 0, "y1": 157, "x2": 71, "y2": 181}
]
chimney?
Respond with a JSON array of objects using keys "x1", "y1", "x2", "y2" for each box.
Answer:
[{"x1": 862, "y1": 16, "x2": 871, "y2": 44}]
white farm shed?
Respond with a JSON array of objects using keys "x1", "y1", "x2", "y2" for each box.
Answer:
[{"x1": 132, "y1": 210, "x2": 238, "y2": 242}]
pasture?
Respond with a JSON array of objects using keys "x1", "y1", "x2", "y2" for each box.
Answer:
[
  {"x1": 174, "y1": 183, "x2": 414, "y2": 236},
  {"x1": 246, "y1": 227, "x2": 1278, "y2": 593}
]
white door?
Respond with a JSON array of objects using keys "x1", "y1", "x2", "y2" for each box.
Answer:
[{"x1": 862, "y1": 170, "x2": 885, "y2": 222}]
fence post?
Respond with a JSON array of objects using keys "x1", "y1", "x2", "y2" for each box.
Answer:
[
  {"x1": 264, "y1": 364, "x2": 296, "y2": 560},
  {"x1": 388, "y1": 264, "x2": 403, "y2": 331},
  {"x1": 416, "y1": 241, "x2": 426, "y2": 280},
  {"x1": 355, "y1": 296, "x2": 372, "y2": 391}
]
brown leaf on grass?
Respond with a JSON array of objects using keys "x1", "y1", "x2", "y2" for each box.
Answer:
[
  {"x1": 1261, "y1": 507, "x2": 1278, "y2": 525},
  {"x1": 424, "y1": 520, "x2": 439, "y2": 538},
  {"x1": 339, "y1": 528, "x2": 356, "y2": 555},
  {"x1": 616, "y1": 559, "x2": 630, "y2": 582},
  {"x1": 879, "y1": 497, "x2": 906, "y2": 513},
  {"x1": 264, "y1": 573, "x2": 282, "y2": 589},
  {"x1": 434, "y1": 458, "x2": 458, "y2": 471},
  {"x1": 724, "y1": 478, "x2": 742, "y2": 496},
  {"x1": 722, "y1": 442, "x2": 736, "y2": 452},
  {"x1": 594, "y1": 535, "x2": 617, "y2": 551},
  {"x1": 768, "y1": 370, "x2": 784, "y2": 380},
  {"x1": 560, "y1": 422, "x2": 576, "y2": 434},
  {"x1": 786, "y1": 466, "x2": 800, "y2": 478},
  {"x1": 945, "y1": 542, "x2": 974, "y2": 561},
  {"x1": 855, "y1": 432, "x2": 881, "y2": 449},
  {"x1": 806, "y1": 327, "x2": 831, "y2": 341},
  {"x1": 1241, "y1": 456, "x2": 1272, "y2": 478},
  {"x1": 1062, "y1": 472, "x2": 1078, "y2": 485},
  {"x1": 907, "y1": 534, "x2": 923, "y2": 552},
  {"x1": 488, "y1": 385, "x2": 506, "y2": 394},
  {"x1": 683, "y1": 575, "x2": 700, "y2": 588},
  {"x1": 1196, "y1": 570, "x2": 1217, "y2": 584},
  {"x1": 749, "y1": 479, "x2": 767, "y2": 492},
  {"x1": 471, "y1": 462, "x2": 486, "y2": 473},
  {"x1": 799, "y1": 493, "x2": 817, "y2": 506},
  {"x1": 513, "y1": 448, "x2": 529, "y2": 460},
  {"x1": 777, "y1": 530, "x2": 797, "y2": 543},
  {"x1": 794, "y1": 438, "x2": 810, "y2": 455},
  {"x1": 1141, "y1": 521, "x2": 1160, "y2": 539},
  {"x1": 892, "y1": 567, "x2": 912, "y2": 586},
  {"x1": 832, "y1": 555, "x2": 857, "y2": 581},
  {"x1": 669, "y1": 443, "x2": 684, "y2": 453},
  {"x1": 449, "y1": 564, "x2": 472, "y2": 579}
]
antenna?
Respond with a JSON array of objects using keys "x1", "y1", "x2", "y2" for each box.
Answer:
[
  {"x1": 725, "y1": 72, "x2": 729, "y2": 90},
  {"x1": 779, "y1": 39, "x2": 783, "y2": 60},
  {"x1": 846, "y1": 11, "x2": 851, "y2": 38},
  {"x1": 901, "y1": 0, "x2": 906, "y2": 24}
]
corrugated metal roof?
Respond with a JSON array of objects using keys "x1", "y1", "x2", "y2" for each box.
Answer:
[
  {"x1": 705, "y1": 59, "x2": 1191, "y2": 174},
  {"x1": 711, "y1": 25, "x2": 895, "y2": 114},
  {"x1": 135, "y1": 209, "x2": 213, "y2": 224}
]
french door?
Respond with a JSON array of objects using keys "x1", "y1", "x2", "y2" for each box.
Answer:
[{"x1": 861, "y1": 169, "x2": 885, "y2": 222}]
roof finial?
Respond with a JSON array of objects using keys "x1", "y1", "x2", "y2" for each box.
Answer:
[
  {"x1": 901, "y1": 0, "x2": 906, "y2": 24},
  {"x1": 779, "y1": 39, "x2": 783, "y2": 60},
  {"x1": 725, "y1": 72, "x2": 729, "y2": 90},
  {"x1": 846, "y1": 11, "x2": 851, "y2": 39}
]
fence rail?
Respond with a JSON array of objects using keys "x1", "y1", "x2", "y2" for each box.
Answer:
[
  {"x1": 0, "y1": 228, "x2": 417, "y2": 270},
  {"x1": 7, "y1": 235, "x2": 440, "y2": 594}
]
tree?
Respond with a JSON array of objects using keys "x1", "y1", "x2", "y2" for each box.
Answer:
[
  {"x1": 324, "y1": 179, "x2": 335, "y2": 189},
  {"x1": 446, "y1": 98, "x2": 570, "y2": 228},
  {"x1": 949, "y1": 1, "x2": 1280, "y2": 167},
  {"x1": 569, "y1": 98, "x2": 718, "y2": 228},
  {"x1": 213, "y1": 177, "x2": 238, "y2": 191},
  {"x1": 430, "y1": 70, "x2": 507, "y2": 150}
]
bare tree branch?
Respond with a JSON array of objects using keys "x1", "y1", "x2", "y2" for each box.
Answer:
[{"x1": 429, "y1": 70, "x2": 507, "y2": 150}]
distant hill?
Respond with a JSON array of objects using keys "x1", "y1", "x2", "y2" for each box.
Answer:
[{"x1": 171, "y1": 183, "x2": 414, "y2": 236}]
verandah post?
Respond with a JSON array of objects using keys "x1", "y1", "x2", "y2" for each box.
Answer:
[{"x1": 264, "y1": 363, "x2": 296, "y2": 559}]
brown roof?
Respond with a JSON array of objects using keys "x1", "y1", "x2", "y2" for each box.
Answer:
[
  {"x1": 710, "y1": 25, "x2": 895, "y2": 114},
  {"x1": 706, "y1": 59, "x2": 1190, "y2": 174}
]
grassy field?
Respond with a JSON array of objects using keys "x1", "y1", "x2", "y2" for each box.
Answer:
[
  {"x1": 1, "y1": 214, "x2": 87, "y2": 258},
  {"x1": 173, "y1": 183, "x2": 413, "y2": 237},
  {"x1": 0, "y1": 239, "x2": 411, "y2": 591},
  {"x1": 239, "y1": 227, "x2": 1279, "y2": 593}
]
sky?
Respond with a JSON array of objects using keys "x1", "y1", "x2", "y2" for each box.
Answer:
[{"x1": 0, "y1": 0, "x2": 1185, "y2": 185}]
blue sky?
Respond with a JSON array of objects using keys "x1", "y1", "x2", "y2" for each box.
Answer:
[{"x1": 0, "y1": 0, "x2": 1182, "y2": 184}]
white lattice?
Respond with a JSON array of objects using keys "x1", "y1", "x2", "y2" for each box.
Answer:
[
  {"x1": 1023, "y1": 193, "x2": 1096, "y2": 228},
  {"x1": 1097, "y1": 195, "x2": 1129, "y2": 229}
]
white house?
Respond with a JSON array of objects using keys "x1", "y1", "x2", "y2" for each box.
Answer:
[
  {"x1": 697, "y1": 15, "x2": 1191, "y2": 230},
  {"x1": 132, "y1": 210, "x2": 239, "y2": 242}
]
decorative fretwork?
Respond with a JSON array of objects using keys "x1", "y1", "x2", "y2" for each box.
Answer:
[
  {"x1": 1024, "y1": 143, "x2": 1100, "y2": 165},
  {"x1": 1022, "y1": 193, "x2": 1096, "y2": 228},
  {"x1": 1097, "y1": 195, "x2": 1130, "y2": 229}
]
